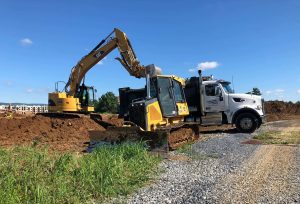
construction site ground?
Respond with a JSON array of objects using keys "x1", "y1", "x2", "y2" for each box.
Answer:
[
  {"x1": 0, "y1": 101, "x2": 299, "y2": 203},
  {"x1": 126, "y1": 119, "x2": 300, "y2": 203},
  {"x1": 0, "y1": 114, "x2": 123, "y2": 152},
  {"x1": 0, "y1": 101, "x2": 299, "y2": 153}
]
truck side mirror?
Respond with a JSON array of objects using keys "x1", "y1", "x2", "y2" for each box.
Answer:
[
  {"x1": 219, "y1": 94, "x2": 224, "y2": 101},
  {"x1": 217, "y1": 87, "x2": 223, "y2": 101}
]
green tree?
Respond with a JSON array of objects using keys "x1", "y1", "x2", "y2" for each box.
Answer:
[
  {"x1": 247, "y1": 87, "x2": 262, "y2": 95},
  {"x1": 94, "y1": 92, "x2": 119, "y2": 113}
]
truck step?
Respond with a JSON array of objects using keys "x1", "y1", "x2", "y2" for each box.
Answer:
[{"x1": 201, "y1": 112, "x2": 222, "y2": 125}]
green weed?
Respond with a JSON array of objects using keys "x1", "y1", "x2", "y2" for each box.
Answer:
[
  {"x1": 254, "y1": 131, "x2": 300, "y2": 145},
  {"x1": 0, "y1": 143, "x2": 160, "y2": 203}
]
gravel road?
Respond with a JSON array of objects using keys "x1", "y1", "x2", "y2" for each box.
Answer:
[{"x1": 126, "y1": 120, "x2": 300, "y2": 204}]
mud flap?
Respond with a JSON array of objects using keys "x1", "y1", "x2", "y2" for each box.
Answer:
[{"x1": 87, "y1": 127, "x2": 169, "y2": 153}]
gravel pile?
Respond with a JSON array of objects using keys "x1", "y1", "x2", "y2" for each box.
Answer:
[{"x1": 127, "y1": 132, "x2": 259, "y2": 204}]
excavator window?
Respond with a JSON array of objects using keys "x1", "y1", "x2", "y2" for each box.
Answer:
[
  {"x1": 156, "y1": 77, "x2": 177, "y2": 117},
  {"x1": 87, "y1": 88, "x2": 95, "y2": 106},
  {"x1": 150, "y1": 78, "x2": 157, "y2": 98},
  {"x1": 173, "y1": 80, "x2": 185, "y2": 102},
  {"x1": 78, "y1": 86, "x2": 95, "y2": 107}
]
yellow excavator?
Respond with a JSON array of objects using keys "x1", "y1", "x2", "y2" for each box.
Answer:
[
  {"x1": 48, "y1": 28, "x2": 151, "y2": 113},
  {"x1": 47, "y1": 28, "x2": 199, "y2": 150}
]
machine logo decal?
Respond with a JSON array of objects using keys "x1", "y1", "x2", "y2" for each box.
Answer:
[{"x1": 207, "y1": 99, "x2": 218, "y2": 105}]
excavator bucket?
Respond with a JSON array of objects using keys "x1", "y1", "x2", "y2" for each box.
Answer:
[{"x1": 87, "y1": 126, "x2": 169, "y2": 153}]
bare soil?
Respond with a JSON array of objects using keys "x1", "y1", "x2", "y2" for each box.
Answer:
[
  {"x1": 101, "y1": 114, "x2": 124, "y2": 127},
  {"x1": 0, "y1": 115, "x2": 105, "y2": 152},
  {"x1": 265, "y1": 101, "x2": 300, "y2": 122},
  {"x1": 1, "y1": 101, "x2": 299, "y2": 153}
]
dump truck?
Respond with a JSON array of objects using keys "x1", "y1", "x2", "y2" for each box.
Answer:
[
  {"x1": 184, "y1": 70, "x2": 265, "y2": 133},
  {"x1": 118, "y1": 71, "x2": 265, "y2": 135}
]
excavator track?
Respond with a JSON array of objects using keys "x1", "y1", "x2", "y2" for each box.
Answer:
[
  {"x1": 168, "y1": 124, "x2": 200, "y2": 150},
  {"x1": 87, "y1": 123, "x2": 200, "y2": 152}
]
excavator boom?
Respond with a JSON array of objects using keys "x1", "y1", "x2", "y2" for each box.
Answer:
[
  {"x1": 48, "y1": 28, "x2": 161, "y2": 113},
  {"x1": 65, "y1": 28, "x2": 146, "y2": 96}
]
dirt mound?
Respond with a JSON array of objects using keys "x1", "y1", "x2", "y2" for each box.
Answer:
[
  {"x1": 101, "y1": 114, "x2": 123, "y2": 127},
  {"x1": 265, "y1": 101, "x2": 300, "y2": 122},
  {"x1": 0, "y1": 115, "x2": 105, "y2": 152},
  {"x1": 265, "y1": 101, "x2": 300, "y2": 115}
]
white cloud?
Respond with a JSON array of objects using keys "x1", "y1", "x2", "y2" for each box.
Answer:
[
  {"x1": 20, "y1": 38, "x2": 33, "y2": 46},
  {"x1": 97, "y1": 57, "x2": 107, "y2": 65},
  {"x1": 197, "y1": 61, "x2": 219, "y2": 70},
  {"x1": 26, "y1": 88, "x2": 33, "y2": 93},
  {"x1": 265, "y1": 89, "x2": 285, "y2": 95},
  {"x1": 266, "y1": 90, "x2": 272, "y2": 95},
  {"x1": 297, "y1": 89, "x2": 300, "y2": 94},
  {"x1": 274, "y1": 89, "x2": 284, "y2": 93},
  {"x1": 188, "y1": 68, "x2": 196, "y2": 73}
]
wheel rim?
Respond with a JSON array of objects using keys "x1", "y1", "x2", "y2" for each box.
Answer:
[{"x1": 240, "y1": 117, "x2": 253, "y2": 130}]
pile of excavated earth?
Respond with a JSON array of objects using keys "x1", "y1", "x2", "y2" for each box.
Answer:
[
  {"x1": 0, "y1": 101, "x2": 299, "y2": 152},
  {"x1": 0, "y1": 114, "x2": 123, "y2": 152},
  {"x1": 265, "y1": 101, "x2": 300, "y2": 121}
]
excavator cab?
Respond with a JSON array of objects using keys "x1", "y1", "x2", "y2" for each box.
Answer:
[
  {"x1": 48, "y1": 82, "x2": 95, "y2": 113},
  {"x1": 76, "y1": 84, "x2": 95, "y2": 112},
  {"x1": 118, "y1": 75, "x2": 189, "y2": 131},
  {"x1": 151, "y1": 76, "x2": 185, "y2": 117}
]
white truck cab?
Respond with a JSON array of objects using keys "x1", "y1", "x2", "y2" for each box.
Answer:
[{"x1": 184, "y1": 71, "x2": 265, "y2": 133}]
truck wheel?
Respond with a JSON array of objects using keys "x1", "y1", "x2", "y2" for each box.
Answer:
[{"x1": 235, "y1": 113, "x2": 258, "y2": 133}]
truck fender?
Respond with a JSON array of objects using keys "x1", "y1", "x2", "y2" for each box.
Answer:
[{"x1": 231, "y1": 108, "x2": 261, "y2": 125}]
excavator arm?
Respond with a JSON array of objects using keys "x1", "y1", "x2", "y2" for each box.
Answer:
[{"x1": 65, "y1": 28, "x2": 146, "y2": 96}]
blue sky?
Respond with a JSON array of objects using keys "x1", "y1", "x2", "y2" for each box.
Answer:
[{"x1": 0, "y1": 0, "x2": 300, "y2": 103}]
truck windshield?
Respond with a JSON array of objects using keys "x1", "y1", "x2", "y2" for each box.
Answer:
[{"x1": 220, "y1": 82, "x2": 234, "y2": 94}]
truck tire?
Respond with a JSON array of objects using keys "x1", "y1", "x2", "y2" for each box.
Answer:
[{"x1": 235, "y1": 113, "x2": 258, "y2": 133}]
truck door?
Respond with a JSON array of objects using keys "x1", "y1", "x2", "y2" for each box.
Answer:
[
  {"x1": 204, "y1": 84, "x2": 225, "y2": 112},
  {"x1": 157, "y1": 77, "x2": 177, "y2": 117}
]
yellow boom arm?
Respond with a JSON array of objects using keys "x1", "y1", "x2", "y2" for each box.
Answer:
[{"x1": 65, "y1": 28, "x2": 146, "y2": 96}]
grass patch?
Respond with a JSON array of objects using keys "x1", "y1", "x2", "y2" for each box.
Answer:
[
  {"x1": 177, "y1": 143, "x2": 193, "y2": 154},
  {"x1": 254, "y1": 131, "x2": 300, "y2": 145},
  {"x1": 0, "y1": 143, "x2": 160, "y2": 203},
  {"x1": 177, "y1": 143, "x2": 220, "y2": 160}
]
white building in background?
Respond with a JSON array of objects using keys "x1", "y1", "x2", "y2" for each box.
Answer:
[{"x1": 0, "y1": 104, "x2": 48, "y2": 115}]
